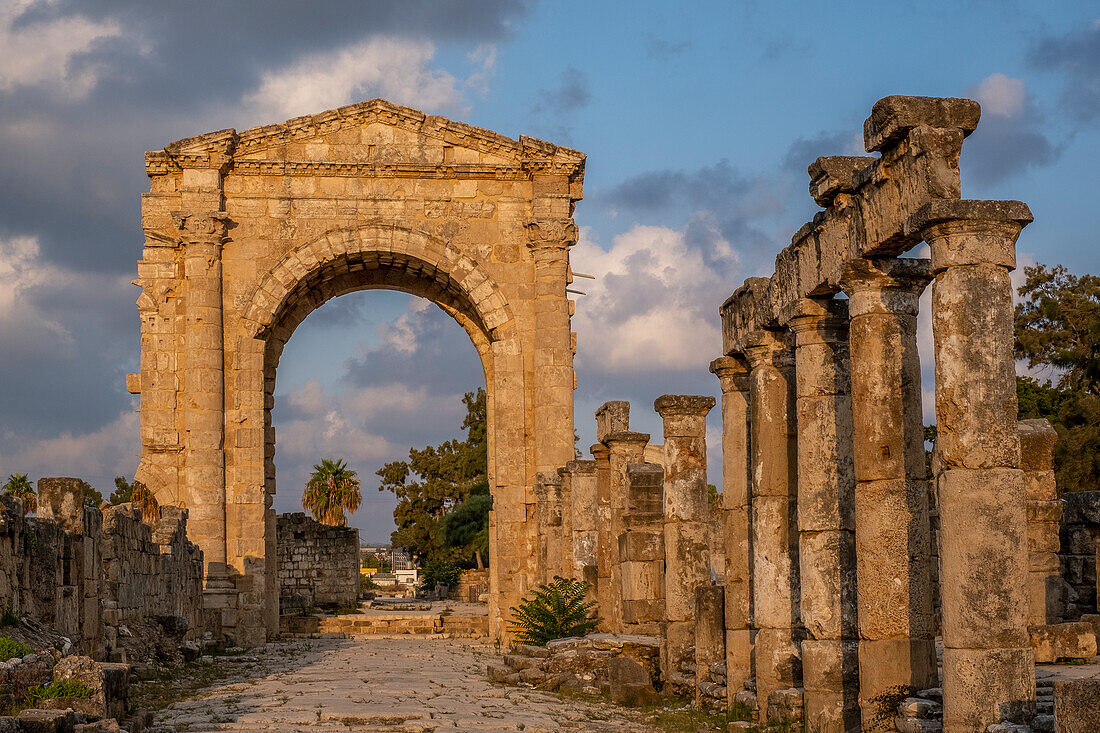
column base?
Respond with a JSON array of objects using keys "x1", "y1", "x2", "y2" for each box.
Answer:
[
  {"x1": 802, "y1": 639, "x2": 860, "y2": 733},
  {"x1": 942, "y1": 646, "x2": 1036, "y2": 732},
  {"x1": 858, "y1": 637, "x2": 937, "y2": 731}
]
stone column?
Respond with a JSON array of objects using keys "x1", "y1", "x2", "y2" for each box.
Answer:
[
  {"x1": 743, "y1": 329, "x2": 801, "y2": 718},
  {"x1": 544, "y1": 471, "x2": 564, "y2": 582},
  {"x1": 654, "y1": 395, "x2": 716, "y2": 689},
  {"x1": 591, "y1": 443, "x2": 613, "y2": 629},
  {"x1": 619, "y1": 463, "x2": 665, "y2": 635},
  {"x1": 695, "y1": 585, "x2": 726, "y2": 707},
  {"x1": 526, "y1": 218, "x2": 578, "y2": 475},
  {"x1": 533, "y1": 474, "x2": 550, "y2": 584},
  {"x1": 173, "y1": 210, "x2": 233, "y2": 598},
  {"x1": 558, "y1": 465, "x2": 573, "y2": 579},
  {"x1": 913, "y1": 200, "x2": 1036, "y2": 731},
  {"x1": 605, "y1": 428, "x2": 650, "y2": 633},
  {"x1": 710, "y1": 355, "x2": 753, "y2": 703},
  {"x1": 839, "y1": 257, "x2": 936, "y2": 730},
  {"x1": 1018, "y1": 419, "x2": 1062, "y2": 625},
  {"x1": 787, "y1": 298, "x2": 859, "y2": 733},
  {"x1": 567, "y1": 460, "x2": 599, "y2": 581}
]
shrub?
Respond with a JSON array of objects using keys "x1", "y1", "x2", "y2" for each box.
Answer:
[
  {"x1": 26, "y1": 679, "x2": 92, "y2": 706},
  {"x1": 420, "y1": 559, "x2": 461, "y2": 591},
  {"x1": 0, "y1": 606, "x2": 19, "y2": 628},
  {"x1": 0, "y1": 637, "x2": 31, "y2": 662},
  {"x1": 507, "y1": 576, "x2": 597, "y2": 646}
]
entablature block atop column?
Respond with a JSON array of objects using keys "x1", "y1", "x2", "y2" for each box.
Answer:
[{"x1": 721, "y1": 95, "x2": 983, "y2": 355}]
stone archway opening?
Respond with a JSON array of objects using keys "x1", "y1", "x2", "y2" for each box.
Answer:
[{"x1": 133, "y1": 100, "x2": 584, "y2": 644}]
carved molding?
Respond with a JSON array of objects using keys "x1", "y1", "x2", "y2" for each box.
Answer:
[
  {"x1": 524, "y1": 218, "x2": 579, "y2": 250},
  {"x1": 171, "y1": 211, "x2": 229, "y2": 243}
]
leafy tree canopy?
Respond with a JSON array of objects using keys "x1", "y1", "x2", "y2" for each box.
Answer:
[
  {"x1": 1, "y1": 474, "x2": 35, "y2": 515},
  {"x1": 1015, "y1": 264, "x2": 1100, "y2": 492},
  {"x1": 377, "y1": 388, "x2": 491, "y2": 567}
]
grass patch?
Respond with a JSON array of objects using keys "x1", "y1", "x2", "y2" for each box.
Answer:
[
  {"x1": 0, "y1": 637, "x2": 31, "y2": 662},
  {"x1": 334, "y1": 606, "x2": 359, "y2": 616}
]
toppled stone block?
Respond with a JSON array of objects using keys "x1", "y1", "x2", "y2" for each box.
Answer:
[
  {"x1": 1053, "y1": 679, "x2": 1100, "y2": 733},
  {"x1": 52, "y1": 656, "x2": 130, "y2": 721},
  {"x1": 17, "y1": 708, "x2": 77, "y2": 733},
  {"x1": 1028, "y1": 622, "x2": 1097, "y2": 663},
  {"x1": 608, "y1": 657, "x2": 657, "y2": 707}
]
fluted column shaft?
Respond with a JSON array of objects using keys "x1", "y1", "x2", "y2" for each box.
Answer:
[
  {"x1": 711, "y1": 356, "x2": 753, "y2": 701},
  {"x1": 840, "y1": 257, "x2": 936, "y2": 730},
  {"x1": 915, "y1": 200, "x2": 1036, "y2": 732},
  {"x1": 788, "y1": 299, "x2": 859, "y2": 733}
]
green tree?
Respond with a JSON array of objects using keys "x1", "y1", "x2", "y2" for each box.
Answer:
[
  {"x1": 303, "y1": 458, "x2": 362, "y2": 527},
  {"x1": 1015, "y1": 263, "x2": 1100, "y2": 492},
  {"x1": 79, "y1": 481, "x2": 103, "y2": 508},
  {"x1": 377, "y1": 389, "x2": 491, "y2": 566},
  {"x1": 1, "y1": 474, "x2": 35, "y2": 515}
]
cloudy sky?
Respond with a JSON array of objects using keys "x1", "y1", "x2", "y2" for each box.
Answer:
[{"x1": 0, "y1": 1, "x2": 1096, "y2": 542}]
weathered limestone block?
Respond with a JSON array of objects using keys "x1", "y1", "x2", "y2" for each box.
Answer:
[
  {"x1": 567, "y1": 460, "x2": 598, "y2": 580},
  {"x1": 604, "y1": 430, "x2": 650, "y2": 633},
  {"x1": 276, "y1": 513, "x2": 359, "y2": 613},
  {"x1": 37, "y1": 478, "x2": 92, "y2": 535},
  {"x1": 617, "y1": 463, "x2": 663, "y2": 635},
  {"x1": 1053, "y1": 679, "x2": 1100, "y2": 733},
  {"x1": 596, "y1": 401, "x2": 630, "y2": 444},
  {"x1": 1027, "y1": 622, "x2": 1097, "y2": 663}
]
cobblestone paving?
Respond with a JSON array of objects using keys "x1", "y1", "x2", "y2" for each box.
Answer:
[{"x1": 154, "y1": 637, "x2": 656, "y2": 732}]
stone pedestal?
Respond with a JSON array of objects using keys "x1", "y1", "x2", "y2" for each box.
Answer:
[
  {"x1": 711, "y1": 355, "x2": 753, "y2": 701},
  {"x1": 915, "y1": 199, "x2": 1036, "y2": 732},
  {"x1": 654, "y1": 394, "x2": 716, "y2": 685},
  {"x1": 787, "y1": 298, "x2": 860, "y2": 733},
  {"x1": 840, "y1": 257, "x2": 936, "y2": 731},
  {"x1": 744, "y1": 329, "x2": 801, "y2": 718}
]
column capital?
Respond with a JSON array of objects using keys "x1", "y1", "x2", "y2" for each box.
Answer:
[
  {"x1": 907, "y1": 200, "x2": 1032, "y2": 273},
  {"x1": 525, "y1": 217, "x2": 578, "y2": 254},
  {"x1": 172, "y1": 210, "x2": 229, "y2": 246},
  {"x1": 709, "y1": 356, "x2": 750, "y2": 393},
  {"x1": 566, "y1": 459, "x2": 598, "y2": 474},
  {"x1": 654, "y1": 394, "x2": 716, "y2": 418},
  {"x1": 743, "y1": 329, "x2": 793, "y2": 370},
  {"x1": 589, "y1": 443, "x2": 610, "y2": 462},
  {"x1": 785, "y1": 297, "x2": 849, "y2": 343},
  {"x1": 840, "y1": 257, "x2": 931, "y2": 317}
]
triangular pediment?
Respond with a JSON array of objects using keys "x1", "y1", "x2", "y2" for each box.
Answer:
[{"x1": 147, "y1": 99, "x2": 584, "y2": 174}]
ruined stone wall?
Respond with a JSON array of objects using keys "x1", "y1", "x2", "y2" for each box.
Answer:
[
  {"x1": 1060, "y1": 491, "x2": 1100, "y2": 621},
  {"x1": 0, "y1": 479, "x2": 207, "y2": 662},
  {"x1": 276, "y1": 513, "x2": 359, "y2": 612}
]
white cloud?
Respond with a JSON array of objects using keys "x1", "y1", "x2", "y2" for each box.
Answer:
[
  {"x1": 243, "y1": 37, "x2": 464, "y2": 122},
  {"x1": 377, "y1": 312, "x2": 420, "y2": 354},
  {"x1": 971, "y1": 73, "x2": 1026, "y2": 118},
  {"x1": 466, "y1": 43, "x2": 497, "y2": 98},
  {"x1": 0, "y1": 409, "x2": 139, "y2": 484},
  {"x1": 0, "y1": 0, "x2": 124, "y2": 97},
  {"x1": 571, "y1": 224, "x2": 738, "y2": 372}
]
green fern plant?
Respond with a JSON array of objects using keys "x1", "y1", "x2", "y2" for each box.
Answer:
[{"x1": 507, "y1": 576, "x2": 597, "y2": 646}]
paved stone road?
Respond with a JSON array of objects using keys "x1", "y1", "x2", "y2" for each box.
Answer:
[{"x1": 154, "y1": 637, "x2": 656, "y2": 732}]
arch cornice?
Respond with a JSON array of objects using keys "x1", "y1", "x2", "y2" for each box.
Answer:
[{"x1": 240, "y1": 223, "x2": 516, "y2": 342}]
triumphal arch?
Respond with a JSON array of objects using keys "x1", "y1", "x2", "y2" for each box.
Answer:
[{"x1": 130, "y1": 99, "x2": 584, "y2": 643}]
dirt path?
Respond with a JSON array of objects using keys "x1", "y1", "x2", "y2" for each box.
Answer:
[{"x1": 152, "y1": 637, "x2": 658, "y2": 732}]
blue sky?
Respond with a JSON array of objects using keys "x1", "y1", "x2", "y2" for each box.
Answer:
[{"x1": 0, "y1": 1, "x2": 1096, "y2": 542}]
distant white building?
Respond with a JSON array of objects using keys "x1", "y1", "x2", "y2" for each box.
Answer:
[{"x1": 394, "y1": 567, "x2": 419, "y2": 586}]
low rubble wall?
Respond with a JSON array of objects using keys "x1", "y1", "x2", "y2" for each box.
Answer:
[{"x1": 0, "y1": 477, "x2": 209, "y2": 663}]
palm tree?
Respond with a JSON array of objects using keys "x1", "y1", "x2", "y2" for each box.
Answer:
[
  {"x1": 1, "y1": 474, "x2": 35, "y2": 515},
  {"x1": 303, "y1": 458, "x2": 362, "y2": 527}
]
